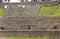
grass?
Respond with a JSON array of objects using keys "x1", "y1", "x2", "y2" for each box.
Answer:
[
  {"x1": 38, "y1": 6, "x2": 55, "y2": 16},
  {"x1": 9, "y1": 37, "x2": 49, "y2": 39},
  {"x1": 0, "y1": 37, "x2": 51, "y2": 39},
  {"x1": 52, "y1": 7, "x2": 60, "y2": 16},
  {"x1": 0, "y1": 8, "x2": 4, "y2": 16}
]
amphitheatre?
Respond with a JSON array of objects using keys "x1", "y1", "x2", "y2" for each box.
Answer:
[{"x1": 0, "y1": 0, "x2": 60, "y2": 39}]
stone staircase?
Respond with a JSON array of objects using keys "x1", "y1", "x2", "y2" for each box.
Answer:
[
  {"x1": 22, "y1": 5, "x2": 40, "y2": 17},
  {"x1": 5, "y1": 4, "x2": 24, "y2": 17}
]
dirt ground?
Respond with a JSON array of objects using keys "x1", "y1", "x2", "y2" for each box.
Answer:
[{"x1": 0, "y1": 37, "x2": 9, "y2": 39}]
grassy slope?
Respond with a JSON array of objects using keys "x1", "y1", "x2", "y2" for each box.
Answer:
[
  {"x1": 5, "y1": 37, "x2": 50, "y2": 39},
  {"x1": 0, "y1": 8, "x2": 4, "y2": 16},
  {"x1": 38, "y1": 6, "x2": 55, "y2": 16},
  {"x1": 52, "y1": 7, "x2": 60, "y2": 16}
]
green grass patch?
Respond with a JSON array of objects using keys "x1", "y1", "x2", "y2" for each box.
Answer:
[
  {"x1": 52, "y1": 7, "x2": 60, "y2": 16},
  {"x1": 9, "y1": 37, "x2": 49, "y2": 39},
  {"x1": 0, "y1": 37, "x2": 51, "y2": 39},
  {"x1": 0, "y1": 8, "x2": 4, "y2": 16},
  {"x1": 38, "y1": 6, "x2": 56, "y2": 16}
]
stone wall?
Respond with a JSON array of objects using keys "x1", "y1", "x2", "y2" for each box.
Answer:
[{"x1": 0, "y1": 31, "x2": 60, "y2": 38}]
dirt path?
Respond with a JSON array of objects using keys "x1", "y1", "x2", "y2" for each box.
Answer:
[{"x1": 0, "y1": 37, "x2": 9, "y2": 39}]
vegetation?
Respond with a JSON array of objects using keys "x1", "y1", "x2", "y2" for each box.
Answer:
[
  {"x1": 0, "y1": 37, "x2": 51, "y2": 39},
  {"x1": 0, "y1": 8, "x2": 4, "y2": 16},
  {"x1": 52, "y1": 7, "x2": 60, "y2": 16},
  {"x1": 38, "y1": 6, "x2": 55, "y2": 16}
]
